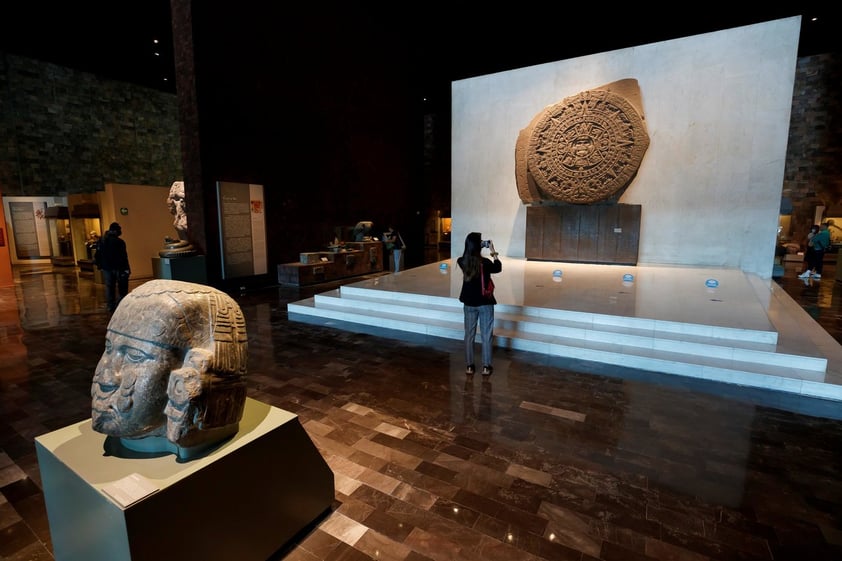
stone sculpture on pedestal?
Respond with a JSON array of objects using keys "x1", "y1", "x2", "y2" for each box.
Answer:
[
  {"x1": 159, "y1": 180, "x2": 199, "y2": 258},
  {"x1": 516, "y1": 79, "x2": 650, "y2": 265},
  {"x1": 91, "y1": 279, "x2": 248, "y2": 459}
]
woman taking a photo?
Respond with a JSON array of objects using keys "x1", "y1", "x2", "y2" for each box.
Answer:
[{"x1": 457, "y1": 232, "x2": 502, "y2": 376}]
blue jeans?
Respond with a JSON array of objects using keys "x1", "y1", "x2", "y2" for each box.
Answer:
[
  {"x1": 463, "y1": 304, "x2": 494, "y2": 367},
  {"x1": 102, "y1": 269, "x2": 129, "y2": 311},
  {"x1": 392, "y1": 249, "x2": 403, "y2": 272}
]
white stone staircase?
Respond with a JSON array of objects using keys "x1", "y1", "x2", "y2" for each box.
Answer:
[{"x1": 287, "y1": 282, "x2": 834, "y2": 398}]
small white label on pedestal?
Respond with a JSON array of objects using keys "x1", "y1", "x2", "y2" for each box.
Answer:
[{"x1": 101, "y1": 473, "x2": 159, "y2": 508}]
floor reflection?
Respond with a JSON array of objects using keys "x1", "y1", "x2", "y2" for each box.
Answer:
[{"x1": 1, "y1": 262, "x2": 842, "y2": 561}]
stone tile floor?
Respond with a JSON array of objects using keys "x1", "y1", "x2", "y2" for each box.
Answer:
[{"x1": 1, "y1": 261, "x2": 842, "y2": 560}]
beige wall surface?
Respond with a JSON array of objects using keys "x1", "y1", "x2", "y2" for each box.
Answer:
[
  {"x1": 101, "y1": 183, "x2": 175, "y2": 279},
  {"x1": 451, "y1": 16, "x2": 801, "y2": 280}
]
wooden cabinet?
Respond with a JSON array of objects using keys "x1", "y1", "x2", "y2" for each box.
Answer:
[
  {"x1": 277, "y1": 262, "x2": 332, "y2": 286},
  {"x1": 526, "y1": 204, "x2": 640, "y2": 265}
]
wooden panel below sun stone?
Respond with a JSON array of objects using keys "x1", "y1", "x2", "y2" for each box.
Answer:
[{"x1": 525, "y1": 204, "x2": 640, "y2": 265}]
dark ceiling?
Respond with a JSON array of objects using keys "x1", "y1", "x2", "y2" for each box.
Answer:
[
  {"x1": 1, "y1": 1, "x2": 175, "y2": 91},
  {"x1": 0, "y1": 3, "x2": 837, "y2": 97}
]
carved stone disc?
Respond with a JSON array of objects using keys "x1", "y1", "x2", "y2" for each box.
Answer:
[{"x1": 526, "y1": 89, "x2": 649, "y2": 204}]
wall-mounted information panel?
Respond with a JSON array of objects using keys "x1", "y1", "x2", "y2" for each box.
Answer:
[{"x1": 216, "y1": 181, "x2": 267, "y2": 279}]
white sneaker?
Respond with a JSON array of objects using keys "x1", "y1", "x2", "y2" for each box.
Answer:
[
  {"x1": 813, "y1": 273, "x2": 821, "y2": 279},
  {"x1": 798, "y1": 271, "x2": 811, "y2": 279}
]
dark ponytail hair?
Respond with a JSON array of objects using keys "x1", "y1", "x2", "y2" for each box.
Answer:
[{"x1": 461, "y1": 232, "x2": 482, "y2": 281}]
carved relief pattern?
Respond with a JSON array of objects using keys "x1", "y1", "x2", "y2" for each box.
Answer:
[{"x1": 526, "y1": 90, "x2": 649, "y2": 204}]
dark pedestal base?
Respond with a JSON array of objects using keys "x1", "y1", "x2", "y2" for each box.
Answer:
[
  {"x1": 35, "y1": 398, "x2": 335, "y2": 561},
  {"x1": 151, "y1": 255, "x2": 207, "y2": 284}
]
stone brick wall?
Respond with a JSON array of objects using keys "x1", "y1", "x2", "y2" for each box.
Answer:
[
  {"x1": 783, "y1": 53, "x2": 842, "y2": 242},
  {"x1": 1, "y1": 48, "x2": 840, "y2": 252},
  {"x1": 0, "y1": 52, "x2": 181, "y2": 196}
]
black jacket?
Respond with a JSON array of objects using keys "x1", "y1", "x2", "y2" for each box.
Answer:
[
  {"x1": 457, "y1": 256, "x2": 501, "y2": 306},
  {"x1": 98, "y1": 231, "x2": 130, "y2": 272}
]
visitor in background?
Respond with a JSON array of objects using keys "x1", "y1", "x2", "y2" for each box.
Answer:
[
  {"x1": 799, "y1": 224, "x2": 820, "y2": 278},
  {"x1": 801, "y1": 222, "x2": 831, "y2": 280},
  {"x1": 98, "y1": 222, "x2": 131, "y2": 312},
  {"x1": 383, "y1": 225, "x2": 406, "y2": 272}
]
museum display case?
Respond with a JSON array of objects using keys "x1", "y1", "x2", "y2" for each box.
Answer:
[
  {"x1": 45, "y1": 206, "x2": 74, "y2": 267},
  {"x1": 277, "y1": 240, "x2": 384, "y2": 286},
  {"x1": 69, "y1": 201, "x2": 103, "y2": 272}
]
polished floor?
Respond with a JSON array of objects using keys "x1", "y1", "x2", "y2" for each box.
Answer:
[{"x1": 2, "y1": 259, "x2": 842, "y2": 560}]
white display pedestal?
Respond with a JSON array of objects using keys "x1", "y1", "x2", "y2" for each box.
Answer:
[{"x1": 35, "y1": 398, "x2": 334, "y2": 561}]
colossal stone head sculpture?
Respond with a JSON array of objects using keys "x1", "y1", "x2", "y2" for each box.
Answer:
[{"x1": 91, "y1": 279, "x2": 248, "y2": 459}]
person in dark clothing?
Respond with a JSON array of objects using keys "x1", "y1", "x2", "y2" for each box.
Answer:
[
  {"x1": 98, "y1": 222, "x2": 131, "y2": 312},
  {"x1": 798, "y1": 224, "x2": 820, "y2": 278},
  {"x1": 383, "y1": 225, "x2": 405, "y2": 272},
  {"x1": 801, "y1": 222, "x2": 831, "y2": 280},
  {"x1": 457, "y1": 232, "x2": 502, "y2": 376}
]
